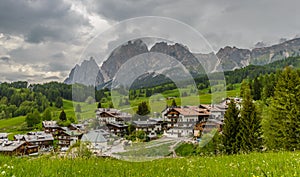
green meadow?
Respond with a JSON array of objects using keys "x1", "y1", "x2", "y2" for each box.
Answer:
[{"x1": 0, "y1": 151, "x2": 299, "y2": 176}]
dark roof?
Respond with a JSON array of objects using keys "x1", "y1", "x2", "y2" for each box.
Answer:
[
  {"x1": 133, "y1": 121, "x2": 157, "y2": 128},
  {"x1": 0, "y1": 140, "x2": 26, "y2": 152}
]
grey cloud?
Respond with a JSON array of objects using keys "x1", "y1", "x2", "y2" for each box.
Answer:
[
  {"x1": 0, "y1": 55, "x2": 10, "y2": 62},
  {"x1": 47, "y1": 62, "x2": 70, "y2": 72},
  {"x1": 88, "y1": 0, "x2": 300, "y2": 50},
  {"x1": 1, "y1": 0, "x2": 300, "y2": 83},
  {"x1": 43, "y1": 76, "x2": 60, "y2": 80},
  {"x1": 0, "y1": 0, "x2": 90, "y2": 43}
]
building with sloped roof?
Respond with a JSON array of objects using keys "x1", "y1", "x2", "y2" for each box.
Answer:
[
  {"x1": 0, "y1": 140, "x2": 26, "y2": 155},
  {"x1": 81, "y1": 130, "x2": 108, "y2": 153}
]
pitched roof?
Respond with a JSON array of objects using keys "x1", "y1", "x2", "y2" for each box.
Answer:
[
  {"x1": 0, "y1": 140, "x2": 26, "y2": 152},
  {"x1": 172, "y1": 108, "x2": 201, "y2": 116},
  {"x1": 81, "y1": 130, "x2": 107, "y2": 143},
  {"x1": 17, "y1": 132, "x2": 54, "y2": 142}
]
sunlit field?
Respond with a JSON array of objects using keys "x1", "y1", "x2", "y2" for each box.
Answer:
[{"x1": 0, "y1": 151, "x2": 299, "y2": 176}]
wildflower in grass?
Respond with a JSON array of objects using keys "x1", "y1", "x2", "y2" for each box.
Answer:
[{"x1": 1, "y1": 171, "x2": 5, "y2": 175}]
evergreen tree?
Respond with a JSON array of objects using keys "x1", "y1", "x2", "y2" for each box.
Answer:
[
  {"x1": 59, "y1": 110, "x2": 67, "y2": 121},
  {"x1": 261, "y1": 73, "x2": 276, "y2": 102},
  {"x1": 136, "y1": 101, "x2": 150, "y2": 116},
  {"x1": 55, "y1": 97, "x2": 63, "y2": 108},
  {"x1": 171, "y1": 99, "x2": 177, "y2": 107},
  {"x1": 222, "y1": 100, "x2": 240, "y2": 154},
  {"x1": 252, "y1": 77, "x2": 262, "y2": 100},
  {"x1": 240, "y1": 80, "x2": 249, "y2": 97},
  {"x1": 262, "y1": 67, "x2": 300, "y2": 150},
  {"x1": 97, "y1": 102, "x2": 102, "y2": 108},
  {"x1": 43, "y1": 108, "x2": 52, "y2": 121},
  {"x1": 238, "y1": 82, "x2": 261, "y2": 153}
]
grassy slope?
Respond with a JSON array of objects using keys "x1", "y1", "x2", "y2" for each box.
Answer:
[
  {"x1": 0, "y1": 86, "x2": 240, "y2": 133},
  {"x1": 0, "y1": 116, "x2": 25, "y2": 133},
  {"x1": 0, "y1": 100, "x2": 97, "y2": 137},
  {"x1": 0, "y1": 151, "x2": 299, "y2": 176}
]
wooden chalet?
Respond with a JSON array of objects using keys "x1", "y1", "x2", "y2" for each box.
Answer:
[
  {"x1": 14, "y1": 132, "x2": 54, "y2": 148},
  {"x1": 106, "y1": 122, "x2": 128, "y2": 136},
  {"x1": 0, "y1": 140, "x2": 26, "y2": 156},
  {"x1": 96, "y1": 108, "x2": 132, "y2": 125},
  {"x1": 194, "y1": 119, "x2": 223, "y2": 137},
  {"x1": 132, "y1": 119, "x2": 164, "y2": 134},
  {"x1": 42, "y1": 121, "x2": 64, "y2": 134},
  {"x1": 55, "y1": 130, "x2": 83, "y2": 148}
]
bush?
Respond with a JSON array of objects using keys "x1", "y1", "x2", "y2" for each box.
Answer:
[{"x1": 175, "y1": 143, "x2": 196, "y2": 156}]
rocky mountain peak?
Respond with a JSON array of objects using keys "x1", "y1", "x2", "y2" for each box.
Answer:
[{"x1": 64, "y1": 37, "x2": 300, "y2": 87}]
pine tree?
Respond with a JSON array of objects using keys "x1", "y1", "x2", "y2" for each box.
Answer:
[
  {"x1": 59, "y1": 110, "x2": 67, "y2": 121},
  {"x1": 171, "y1": 99, "x2": 177, "y2": 107},
  {"x1": 136, "y1": 101, "x2": 150, "y2": 116},
  {"x1": 252, "y1": 77, "x2": 262, "y2": 100},
  {"x1": 238, "y1": 82, "x2": 261, "y2": 153},
  {"x1": 222, "y1": 99, "x2": 240, "y2": 154},
  {"x1": 97, "y1": 102, "x2": 102, "y2": 108},
  {"x1": 263, "y1": 67, "x2": 300, "y2": 150},
  {"x1": 261, "y1": 73, "x2": 276, "y2": 102}
]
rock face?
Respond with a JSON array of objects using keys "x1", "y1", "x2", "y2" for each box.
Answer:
[
  {"x1": 64, "y1": 57, "x2": 104, "y2": 86},
  {"x1": 150, "y1": 42, "x2": 205, "y2": 74},
  {"x1": 64, "y1": 38, "x2": 300, "y2": 86},
  {"x1": 100, "y1": 39, "x2": 149, "y2": 80},
  {"x1": 216, "y1": 46, "x2": 251, "y2": 71},
  {"x1": 216, "y1": 38, "x2": 300, "y2": 70}
]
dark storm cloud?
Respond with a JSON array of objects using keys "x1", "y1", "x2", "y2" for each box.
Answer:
[
  {"x1": 1, "y1": 0, "x2": 300, "y2": 82},
  {"x1": 0, "y1": 0, "x2": 90, "y2": 43},
  {"x1": 87, "y1": 0, "x2": 300, "y2": 49}
]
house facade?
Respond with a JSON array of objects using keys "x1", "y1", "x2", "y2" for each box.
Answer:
[{"x1": 164, "y1": 108, "x2": 201, "y2": 137}]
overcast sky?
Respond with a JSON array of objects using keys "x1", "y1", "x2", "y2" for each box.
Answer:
[{"x1": 1, "y1": 0, "x2": 300, "y2": 83}]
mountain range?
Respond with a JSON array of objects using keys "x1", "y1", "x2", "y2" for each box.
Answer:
[{"x1": 64, "y1": 38, "x2": 300, "y2": 87}]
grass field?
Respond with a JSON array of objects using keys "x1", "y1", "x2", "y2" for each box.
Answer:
[
  {"x1": 51, "y1": 99, "x2": 97, "y2": 122},
  {"x1": 117, "y1": 88, "x2": 240, "y2": 115},
  {"x1": 0, "y1": 116, "x2": 26, "y2": 132},
  {"x1": 0, "y1": 151, "x2": 299, "y2": 176}
]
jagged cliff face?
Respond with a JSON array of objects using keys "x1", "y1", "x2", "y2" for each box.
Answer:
[
  {"x1": 100, "y1": 39, "x2": 149, "y2": 80},
  {"x1": 64, "y1": 57, "x2": 104, "y2": 86},
  {"x1": 215, "y1": 38, "x2": 300, "y2": 71},
  {"x1": 150, "y1": 42, "x2": 204, "y2": 73},
  {"x1": 64, "y1": 38, "x2": 300, "y2": 86},
  {"x1": 216, "y1": 46, "x2": 251, "y2": 71}
]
